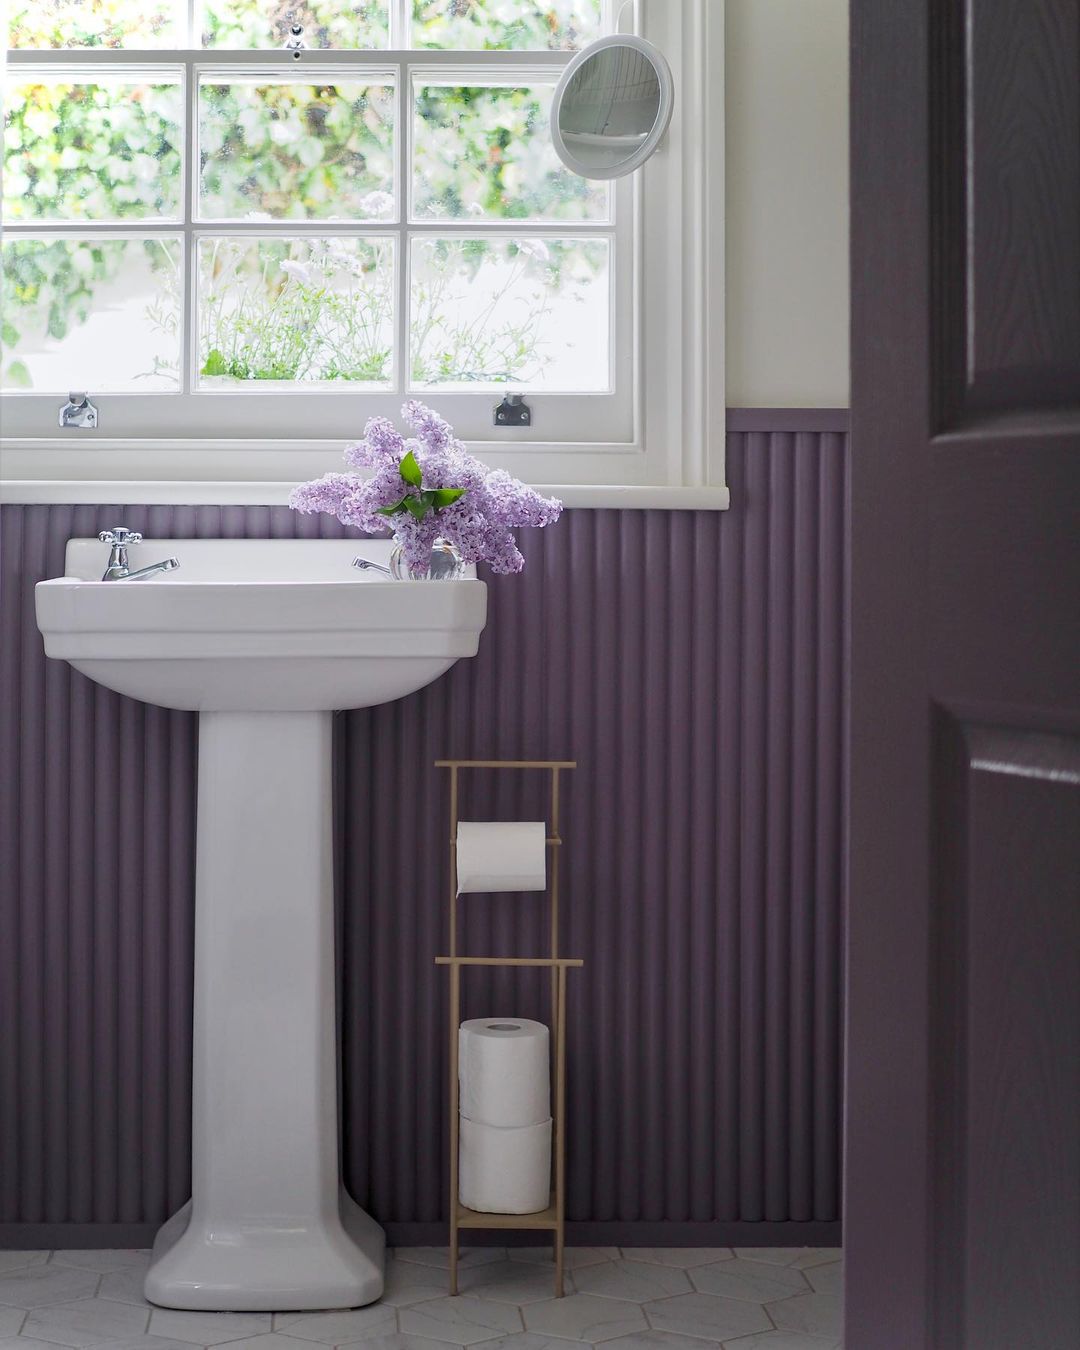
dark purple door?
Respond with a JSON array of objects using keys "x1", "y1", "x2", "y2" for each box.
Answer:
[{"x1": 847, "y1": 2, "x2": 1080, "y2": 1347}]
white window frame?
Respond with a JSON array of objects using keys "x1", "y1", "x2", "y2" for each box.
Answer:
[{"x1": 0, "y1": 1, "x2": 726, "y2": 509}]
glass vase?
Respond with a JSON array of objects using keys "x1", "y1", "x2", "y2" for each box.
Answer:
[{"x1": 389, "y1": 536, "x2": 465, "y2": 581}]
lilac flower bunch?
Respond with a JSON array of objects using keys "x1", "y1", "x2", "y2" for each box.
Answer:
[{"x1": 290, "y1": 401, "x2": 562, "y2": 575}]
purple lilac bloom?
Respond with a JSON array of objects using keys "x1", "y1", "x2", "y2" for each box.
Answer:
[{"x1": 290, "y1": 402, "x2": 562, "y2": 575}]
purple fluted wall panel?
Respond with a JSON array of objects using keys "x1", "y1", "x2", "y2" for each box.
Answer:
[{"x1": 0, "y1": 426, "x2": 846, "y2": 1231}]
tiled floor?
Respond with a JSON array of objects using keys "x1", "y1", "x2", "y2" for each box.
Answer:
[{"x1": 0, "y1": 1246, "x2": 843, "y2": 1350}]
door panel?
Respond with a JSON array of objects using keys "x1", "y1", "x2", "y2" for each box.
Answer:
[
  {"x1": 936, "y1": 0, "x2": 1080, "y2": 423},
  {"x1": 848, "y1": 1, "x2": 1080, "y2": 1346},
  {"x1": 933, "y1": 721, "x2": 1080, "y2": 1348}
]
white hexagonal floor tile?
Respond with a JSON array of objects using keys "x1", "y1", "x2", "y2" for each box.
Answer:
[
  {"x1": 379, "y1": 1259, "x2": 449, "y2": 1310},
  {"x1": 395, "y1": 1250, "x2": 506, "y2": 1273},
  {"x1": 147, "y1": 1308, "x2": 273, "y2": 1344},
  {"x1": 690, "y1": 1259, "x2": 808, "y2": 1304},
  {"x1": 332, "y1": 1336, "x2": 463, "y2": 1350},
  {"x1": 400, "y1": 1296, "x2": 523, "y2": 1346},
  {"x1": 765, "y1": 1293, "x2": 843, "y2": 1340},
  {"x1": 620, "y1": 1251, "x2": 732, "y2": 1270},
  {"x1": 804, "y1": 1263, "x2": 842, "y2": 1297},
  {"x1": 733, "y1": 1250, "x2": 837, "y2": 1271},
  {"x1": 21, "y1": 1295, "x2": 150, "y2": 1347},
  {"x1": 604, "y1": 1331, "x2": 725, "y2": 1350},
  {"x1": 0, "y1": 1253, "x2": 49, "y2": 1276},
  {"x1": 50, "y1": 1251, "x2": 151, "y2": 1273},
  {"x1": 208, "y1": 1337, "x2": 323, "y2": 1350},
  {"x1": 523, "y1": 1293, "x2": 647, "y2": 1344},
  {"x1": 642, "y1": 1293, "x2": 772, "y2": 1343},
  {"x1": 0, "y1": 1265, "x2": 101, "y2": 1309},
  {"x1": 786, "y1": 1252, "x2": 841, "y2": 1273},
  {"x1": 0, "y1": 1309, "x2": 25, "y2": 1338},
  {"x1": 97, "y1": 1268, "x2": 151, "y2": 1307},
  {"x1": 508, "y1": 1251, "x2": 618, "y2": 1272},
  {"x1": 719, "y1": 1333, "x2": 840, "y2": 1350},
  {"x1": 456, "y1": 1261, "x2": 565, "y2": 1306},
  {"x1": 97, "y1": 1339, "x2": 208, "y2": 1350},
  {"x1": 348, "y1": 1339, "x2": 483, "y2": 1350},
  {"x1": 273, "y1": 1302, "x2": 397, "y2": 1344},
  {"x1": 573, "y1": 1262, "x2": 692, "y2": 1304},
  {"x1": 469, "y1": 1336, "x2": 590, "y2": 1350},
  {"x1": 0, "y1": 1338, "x2": 76, "y2": 1349}
]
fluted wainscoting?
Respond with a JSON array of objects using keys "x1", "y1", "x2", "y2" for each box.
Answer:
[{"x1": 0, "y1": 416, "x2": 847, "y2": 1247}]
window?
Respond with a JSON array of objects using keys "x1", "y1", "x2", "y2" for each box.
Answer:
[{"x1": 1, "y1": 2, "x2": 725, "y2": 506}]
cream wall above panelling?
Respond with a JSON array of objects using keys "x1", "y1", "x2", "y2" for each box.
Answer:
[{"x1": 725, "y1": 0, "x2": 850, "y2": 407}]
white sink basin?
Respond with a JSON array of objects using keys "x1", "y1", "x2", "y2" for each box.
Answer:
[
  {"x1": 35, "y1": 535, "x2": 488, "y2": 1313},
  {"x1": 36, "y1": 538, "x2": 487, "y2": 712}
]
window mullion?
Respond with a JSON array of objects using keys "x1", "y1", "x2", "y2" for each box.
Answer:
[
  {"x1": 396, "y1": 55, "x2": 410, "y2": 395},
  {"x1": 183, "y1": 54, "x2": 197, "y2": 396},
  {"x1": 390, "y1": 0, "x2": 408, "y2": 50}
]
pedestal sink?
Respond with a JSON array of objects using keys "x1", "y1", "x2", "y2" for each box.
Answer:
[{"x1": 35, "y1": 536, "x2": 488, "y2": 1312}]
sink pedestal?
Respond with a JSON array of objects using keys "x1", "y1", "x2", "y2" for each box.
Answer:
[
  {"x1": 145, "y1": 711, "x2": 385, "y2": 1312},
  {"x1": 36, "y1": 537, "x2": 488, "y2": 1310}
]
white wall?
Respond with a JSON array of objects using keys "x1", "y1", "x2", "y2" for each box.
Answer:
[{"x1": 725, "y1": 0, "x2": 850, "y2": 407}]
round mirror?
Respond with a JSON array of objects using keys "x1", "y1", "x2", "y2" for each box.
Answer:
[{"x1": 551, "y1": 36, "x2": 674, "y2": 181}]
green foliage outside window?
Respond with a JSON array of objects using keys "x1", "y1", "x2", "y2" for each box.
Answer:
[{"x1": 2, "y1": 1, "x2": 607, "y2": 389}]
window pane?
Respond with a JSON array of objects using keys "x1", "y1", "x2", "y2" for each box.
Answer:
[
  {"x1": 201, "y1": 0, "x2": 390, "y2": 50},
  {"x1": 3, "y1": 75, "x2": 183, "y2": 223},
  {"x1": 198, "y1": 237, "x2": 395, "y2": 388},
  {"x1": 412, "y1": 0, "x2": 603, "y2": 51},
  {"x1": 412, "y1": 82, "x2": 608, "y2": 222},
  {"x1": 410, "y1": 236, "x2": 609, "y2": 391},
  {"x1": 198, "y1": 77, "x2": 395, "y2": 222},
  {"x1": 8, "y1": 0, "x2": 177, "y2": 48},
  {"x1": 1, "y1": 236, "x2": 182, "y2": 392}
]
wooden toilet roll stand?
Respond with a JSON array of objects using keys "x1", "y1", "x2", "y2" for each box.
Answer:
[{"x1": 435, "y1": 760, "x2": 582, "y2": 1298}]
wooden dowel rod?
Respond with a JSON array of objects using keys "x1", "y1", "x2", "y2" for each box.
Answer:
[
  {"x1": 436, "y1": 956, "x2": 583, "y2": 968},
  {"x1": 449, "y1": 765, "x2": 459, "y2": 960},
  {"x1": 549, "y1": 767, "x2": 561, "y2": 1044},
  {"x1": 435, "y1": 760, "x2": 577, "y2": 770},
  {"x1": 554, "y1": 961, "x2": 568, "y2": 1296},
  {"x1": 449, "y1": 958, "x2": 461, "y2": 1295}
]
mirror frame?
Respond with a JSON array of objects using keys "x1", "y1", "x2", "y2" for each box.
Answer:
[{"x1": 549, "y1": 34, "x2": 675, "y2": 182}]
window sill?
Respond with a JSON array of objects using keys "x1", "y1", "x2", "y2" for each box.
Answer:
[{"x1": 0, "y1": 478, "x2": 730, "y2": 512}]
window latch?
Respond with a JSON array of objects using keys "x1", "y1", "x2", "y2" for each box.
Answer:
[
  {"x1": 59, "y1": 392, "x2": 98, "y2": 429},
  {"x1": 494, "y1": 393, "x2": 531, "y2": 427}
]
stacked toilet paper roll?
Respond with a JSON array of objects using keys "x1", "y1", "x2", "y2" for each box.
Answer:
[{"x1": 459, "y1": 1018, "x2": 552, "y2": 1214}]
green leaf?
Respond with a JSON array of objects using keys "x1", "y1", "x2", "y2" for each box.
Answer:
[
  {"x1": 399, "y1": 448, "x2": 423, "y2": 488},
  {"x1": 403, "y1": 493, "x2": 431, "y2": 520},
  {"x1": 431, "y1": 487, "x2": 466, "y2": 510},
  {"x1": 201, "y1": 348, "x2": 227, "y2": 376},
  {"x1": 5, "y1": 359, "x2": 32, "y2": 389},
  {"x1": 375, "y1": 499, "x2": 406, "y2": 517},
  {"x1": 1, "y1": 321, "x2": 19, "y2": 347}
]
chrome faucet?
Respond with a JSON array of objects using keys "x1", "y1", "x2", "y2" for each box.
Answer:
[
  {"x1": 98, "y1": 527, "x2": 180, "y2": 582},
  {"x1": 352, "y1": 556, "x2": 392, "y2": 577}
]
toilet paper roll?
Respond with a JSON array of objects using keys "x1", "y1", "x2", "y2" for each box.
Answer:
[
  {"x1": 456, "y1": 821, "x2": 547, "y2": 894},
  {"x1": 459, "y1": 1116, "x2": 552, "y2": 1214},
  {"x1": 459, "y1": 1018, "x2": 550, "y2": 1127}
]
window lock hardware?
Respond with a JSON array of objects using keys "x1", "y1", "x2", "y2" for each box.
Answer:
[
  {"x1": 494, "y1": 393, "x2": 531, "y2": 427},
  {"x1": 284, "y1": 22, "x2": 306, "y2": 53},
  {"x1": 59, "y1": 392, "x2": 98, "y2": 429}
]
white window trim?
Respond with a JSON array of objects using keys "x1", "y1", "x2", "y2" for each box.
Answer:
[{"x1": 0, "y1": 0, "x2": 727, "y2": 510}]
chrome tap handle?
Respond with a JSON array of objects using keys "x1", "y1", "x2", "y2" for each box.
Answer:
[{"x1": 99, "y1": 527, "x2": 142, "y2": 547}]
